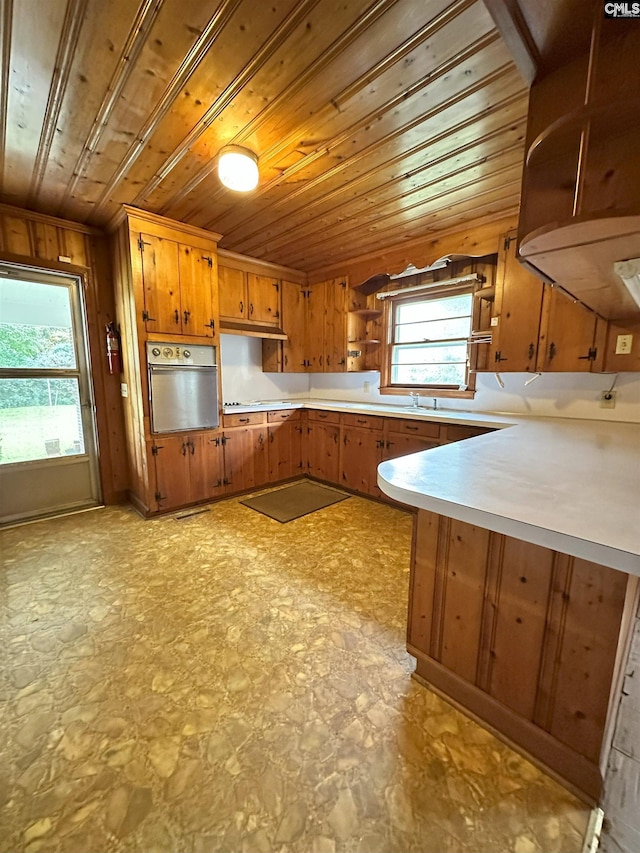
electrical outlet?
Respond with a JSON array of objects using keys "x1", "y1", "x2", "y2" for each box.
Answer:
[
  {"x1": 363, "y1": 381, "x2": 371, "y2": 393},
  {"x1": 615, "y1": 334, "x2": 633, "y2": 355},
  {"x1": 600, "y1": 390, "x2": 616, "y2": 409},
  {"x1": 120, "y1": 383, "x2": 129, "y2": 398}
]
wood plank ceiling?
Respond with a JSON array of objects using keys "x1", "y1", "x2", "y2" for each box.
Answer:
[{"x1": 0, "y1": 0, "x2": 533, "y2": 272}]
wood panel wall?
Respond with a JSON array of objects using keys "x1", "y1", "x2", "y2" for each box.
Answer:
[
  {"x1": 408, "y1": 509, "x2": 630, "y2": 801},
  {"x1": 0, "y1": 203, "x2": 128, "y2": 504}
]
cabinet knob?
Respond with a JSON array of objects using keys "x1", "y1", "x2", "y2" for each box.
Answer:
[{"x1": 174, "y1": 309, "x2": 180, "y2": 324}]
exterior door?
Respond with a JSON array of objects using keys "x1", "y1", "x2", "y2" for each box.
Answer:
[{"x1": 0, "y1": 264, "x2": 101, "y2": 525}]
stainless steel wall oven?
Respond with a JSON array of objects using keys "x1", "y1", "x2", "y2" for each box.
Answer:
[{"x1": 146, "y1": 342, "x2": 219, "y2": 434}]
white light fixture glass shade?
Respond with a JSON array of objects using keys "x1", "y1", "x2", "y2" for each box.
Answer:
[
  {"x1": 218, "y1": 145, "x2": 259, "y2": 192},
  {"x1": 614, "y1": 257, "x2": 640, "y2": 309}
]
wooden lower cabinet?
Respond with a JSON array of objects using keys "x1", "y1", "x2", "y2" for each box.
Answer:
[
  {"x1": 267, "y1": 411, "x2": 304, "y2": 481},
  {"x1": 144, "y1": 411, "x2": 494, "y2": 513},
  {"x1": 384, "y1": 419, "x2": 441, "y2": 460},
  {"x1": 307, "y1": 414, "x2": 340, "y2": 482},
  {"x1": 150, "y1": 432, "x2": 224, "y2": 512},
  {"x1": 408, "y1": 509, "x2": 629, "y2": 800},
  {"x1": 222, "y1": 425, "x2": 269, "y2": 493},
  {"x1": 340, "y1": 415, "x2": 385, "y2": 497}
]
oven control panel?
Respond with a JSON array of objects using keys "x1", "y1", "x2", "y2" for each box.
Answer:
[{"x1": 146, "y1": 342, "x2": 215, "y2": 367}]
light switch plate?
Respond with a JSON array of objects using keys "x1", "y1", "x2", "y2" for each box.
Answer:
[{"x1": 615, "y1": 334, "x2": 633, "y2": 354}]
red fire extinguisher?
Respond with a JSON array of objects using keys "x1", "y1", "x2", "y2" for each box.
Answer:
[{"x1": 106, "y1": 321, "x2": 122, "y2": 375}]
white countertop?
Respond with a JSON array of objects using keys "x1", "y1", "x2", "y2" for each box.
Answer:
[
  {"x1": 222, "y1": 398, "x2": 640, "y2": 574},
  {"x1": 223, "y1": 398, "x2": 514, "y2": 429},
  {"x1": 379, "y1": 417, "x2": 640, "y2": 576}
]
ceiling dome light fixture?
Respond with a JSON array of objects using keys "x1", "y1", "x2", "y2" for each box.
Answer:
[{"x1": 217, "y1": 145, "x2": 259, "y2": 192}]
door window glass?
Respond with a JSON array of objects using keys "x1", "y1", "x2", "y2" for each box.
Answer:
[
  {"x1": 0, "y1": 276, "x2": 86, "y2": 465},
  {"x1": 0, "y1": 278, "x2": 76, "y2": 369}
]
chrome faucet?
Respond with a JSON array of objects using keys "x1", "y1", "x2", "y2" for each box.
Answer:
[{"x1": 409, "y1": 393, "x2": 420, "y2": 408}]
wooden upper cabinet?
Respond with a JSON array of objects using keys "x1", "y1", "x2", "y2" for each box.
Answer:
[
  {"x1": 178, "y1": 244, "x2": 216, "y2": 338},
  {"x1": 139, "y1": 233, "x2": 181, "y2": 335},
  {"x1": 247, "y1": 274, "x2": 280, "y2": 325},
  {"x1": 491, "y1": 231, "x2": 544, "y2": 372},
  {"x1": 218, "y1": 266, "x2": 247, "y2": 320},
  {"x1": 280, "y1": 280, "x2": 307, "y2": 372},
  {"x1": 306, "y1": 277, "x2": 348, "y2": 372},
  {"x1": 537, "y1": 285, "x2": 604, "y2": 372},
  {"x1": 306, "y1": 283, "x2": 325, "y2": 371},
  {"x1": 324, "y1": 278, "x2": 348, "y2": 372},
  {"x1": 218, "y1": 266, "x2": 282, "y2": 327},
  {"x1": 139, "y1": 233, "x2": 216, "y2": 338}
]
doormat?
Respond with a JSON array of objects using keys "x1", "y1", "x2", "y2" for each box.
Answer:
[{"x1": 240, "y1": 480, "x2": 350, "y2": 523}]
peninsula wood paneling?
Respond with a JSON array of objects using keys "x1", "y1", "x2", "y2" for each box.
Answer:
[
  {"x1": 0, "y1": 0, "x2": 531, "y2": 274},
  {"x1": 0, "y1": 203, "x2": 128, "y2": 503},
  {"x1": 408, "y1": 508, "x2": 629, "y2": 801}
]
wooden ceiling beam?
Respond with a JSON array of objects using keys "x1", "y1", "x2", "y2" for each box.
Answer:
[{"x1": 482, "y1": 0, "x2": 539, "y2": 84}]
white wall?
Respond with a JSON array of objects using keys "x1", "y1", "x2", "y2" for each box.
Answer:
[
  {"x1": 308, "y1": 370, "x2": 640, "y2": 423},
  {"x1": 220, "y1": 334, "x2": 640, "y2": 423},
  {"x1": 220, "y1": 335, "x2": 308, "y2": 403}
]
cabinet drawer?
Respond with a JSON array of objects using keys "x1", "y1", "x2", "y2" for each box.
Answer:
[
  {"x1": 443, "y1": 424, "x2": 492, "y2": 442},
  {"x1": 389, "y1": 419, "x2": 441, "y2": 439},
  {"x1": 307, "y1": 409, "x2": 340, "y2": 425},
  {"x1": 342, "y1": 413, "x2": 384, "y2": 429},
  {"x1": 223, "y1": 412, "x2": 266, "y2": 427},
  {"x1": 267, "y1": 409, "x2": 300, "y2": 423}
]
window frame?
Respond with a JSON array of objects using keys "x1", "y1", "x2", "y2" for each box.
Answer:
[{"x1": 379, "y1": 282, "x2": 481, "y2": 398}]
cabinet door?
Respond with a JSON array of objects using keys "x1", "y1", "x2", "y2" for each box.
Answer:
[
  {"x1": 178, "y1": 244, "x2": 215, "y2": 338},
  {"x1": 218, "y1": 266, "x2": 247, "y2": 320},
  {"x1": 152, "y1": 434, "x2": 190, "y2": 510},
  {"x1": 140, "y1": 233, "x2": 181, "y2": 334},
  {"x1": 247, "y1": 273, "x2": 280, "y2": 325},
  {"x1": 492, "y1": 232, "x2": 544, "y2": 372},
  {"x1": 187, "y1": 433, "x2": 225, "y2": 502},
  {"x1": 281, "y1": 280, "x2": 307, "y2": 372},
  {"x1": 306, "y1": 284, "x2": 325, "y2": 371},
  {"x1": 537, "y1": 285, "x2": 600, "y2": 372},
  {"x1": 268, "y1": 420, "x2": 303, "y2": 482},
  {"x1": 223, "y1": 426, "x2": 268, "y2": 492},
  {"x1": 341, "y1": 426, "x2": 384, "y2": 497},
  {"x1": 384, "y1": 432, "x2": 439, "y2": 460},
  {"x1": 324, "y1": 277, "x2": 348, "y2": 372},
  {"x1": 307, "y1": 421, "x2": 340, "y2": 482}
]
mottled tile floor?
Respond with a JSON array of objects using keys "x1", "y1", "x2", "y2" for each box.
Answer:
[{"x1": 0, "y1": 491, "x2": 590, "y2": 853}]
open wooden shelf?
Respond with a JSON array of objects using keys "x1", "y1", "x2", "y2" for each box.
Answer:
[{"x1": 349, "y1": 308, "x2": 383, "y2": 318}]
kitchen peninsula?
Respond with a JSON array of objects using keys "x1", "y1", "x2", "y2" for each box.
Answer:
[{"x1": 378, "y1": 414, "x2": 640, "y2": 802}]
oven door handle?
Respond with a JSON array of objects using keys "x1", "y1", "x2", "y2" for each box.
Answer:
[{"x1": 148, "y1": 364, "x2": 217, "y2": 372}]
